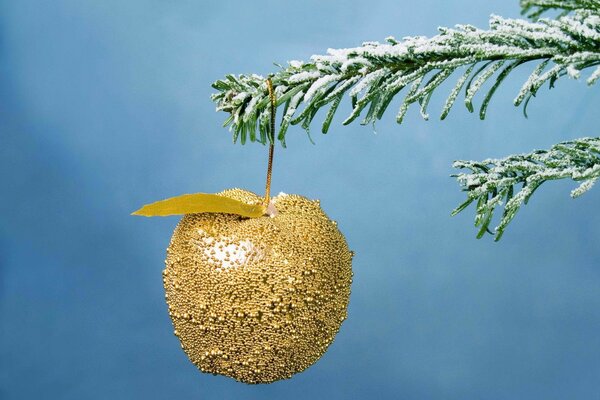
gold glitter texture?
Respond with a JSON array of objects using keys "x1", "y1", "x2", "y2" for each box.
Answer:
[{"x1": 163, "y1": 188, "x2": 353, "y2": 384}]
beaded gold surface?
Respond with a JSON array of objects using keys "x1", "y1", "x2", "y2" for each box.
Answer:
[{"x1": 163, "y1": 188, "x2": 353, "y2": 384}]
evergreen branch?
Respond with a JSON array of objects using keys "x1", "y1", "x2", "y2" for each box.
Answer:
[
  {"x1": 521, "y1": 0, "x2": 600, "y2": 19},
  {"x1": 452, "y1": 137, "x2": 600, "y2": 241},
  {"x1": 211, "y1": 7, "x2": 600, "y2": 146}
]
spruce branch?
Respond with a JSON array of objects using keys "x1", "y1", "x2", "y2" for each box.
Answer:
[
  {"x1": 452, "y1": 137, "x2": 600, "y2": 241},
  {"x1": 211, "y1": 4, "x2": 600, "y2": 146},
  {"x1": 521, "y1": 0, "x2": 600, "y2": 19}
]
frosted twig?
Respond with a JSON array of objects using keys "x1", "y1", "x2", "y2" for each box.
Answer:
[
  {"x1": 452, "y1": 137, "x2": 600, "y2": 240},
  {"x1": 212, "y1": 2, "x2": 599, "y2": 146}
]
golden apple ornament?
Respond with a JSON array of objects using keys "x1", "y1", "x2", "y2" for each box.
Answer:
[{"x1": 133, "y1": 79, "x2": 353, "y2": 384}]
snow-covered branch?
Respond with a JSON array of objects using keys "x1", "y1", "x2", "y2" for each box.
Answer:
[
  {"x1": 452, "y1": 137, "x2": 600, "y2": 240},
  {"x1": 211, "y1": 4, "x2": 599, "y2": 146},
  {"x1": 521, "y1": 0, "x2": 600, "y2": 19}
]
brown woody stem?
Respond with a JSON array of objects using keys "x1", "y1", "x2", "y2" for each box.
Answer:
[{"x1": 264, "y1": 78, "x2": 276, "y2": 206}]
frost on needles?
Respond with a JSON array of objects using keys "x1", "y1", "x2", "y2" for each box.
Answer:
[
  {"x1": 211, "y1": 0, "x2": 600, "y2": 240},
  {"x1": 453, "y1": 137, "x2": 600, "y2": 241}
]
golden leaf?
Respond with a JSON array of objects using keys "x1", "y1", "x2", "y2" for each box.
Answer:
[{"x1": 131, "y1": 193, "x2": 265, "y2": 218}]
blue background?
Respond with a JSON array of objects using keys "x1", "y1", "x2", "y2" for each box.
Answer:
[{"x1": 1, "y1": 1, "x2": 599, "y2": 399}]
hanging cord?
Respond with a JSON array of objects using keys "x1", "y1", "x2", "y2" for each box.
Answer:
[{"x1": 263, "y1": 77, "x2": 276, "y2": 207}]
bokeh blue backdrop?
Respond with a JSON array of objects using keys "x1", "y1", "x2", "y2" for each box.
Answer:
[{"x1": 1, "y1": 1, "x2": 599, "y2": 399}]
